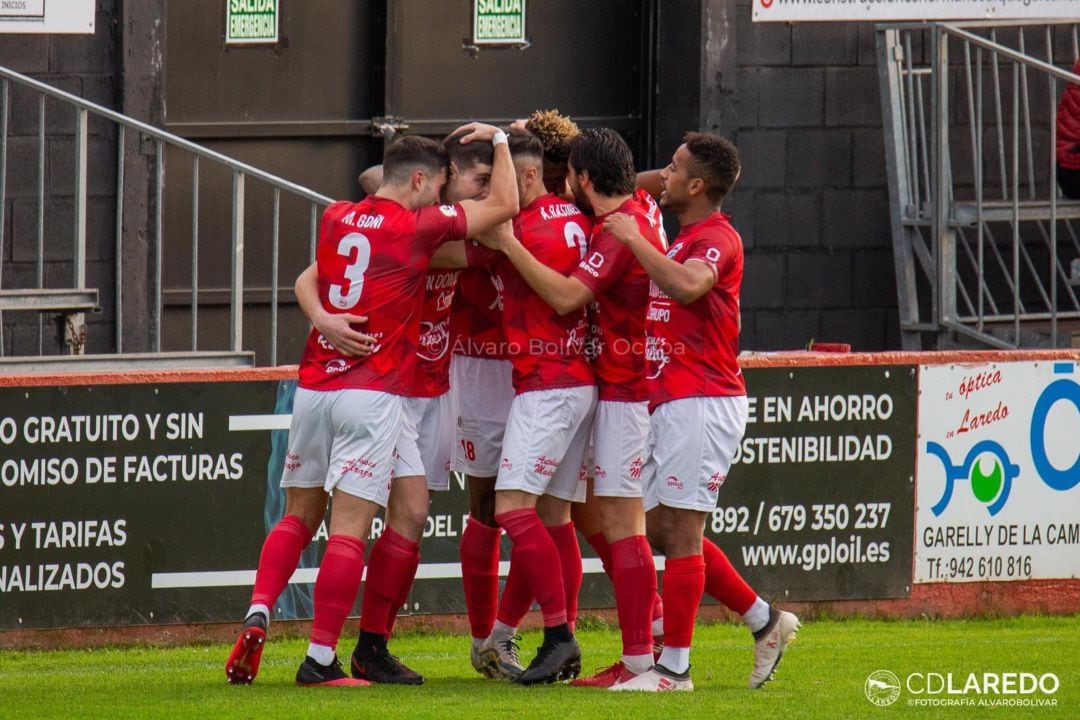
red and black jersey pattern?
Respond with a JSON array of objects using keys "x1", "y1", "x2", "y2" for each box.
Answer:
[
  {"x1": 450, "y1": 263, "x2": 506, "y2": 359},
  {"x1": 408, "y1": 268, "x2": 460, "y2": 397},
  {"x1": 498, "y1": 194, "x2": 595, "y2": 393},
  {"x1": 571, "y1": 189, "x2": 666, "y2": 402},
  {"x1": 297, "y1": 197, "x2": 467, "y2": 394},
  {"x1": 646, "y1": 211, "x2": 746, "y2": 411}
]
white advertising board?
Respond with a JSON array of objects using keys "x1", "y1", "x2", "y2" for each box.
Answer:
[
  {"x1": 915, "y1": 360, "x2": 1080, "y2": 583},
  {"x1": 0, "y1": 0, "x2": 94, "y2": 34},
  {"x1": 752, "y1": 0, "x2": 1080, "y2": 23}
]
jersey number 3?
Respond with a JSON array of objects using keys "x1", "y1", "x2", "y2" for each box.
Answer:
[{"x1": 328, "y1": 232, "x2": 371, "y2": 310}]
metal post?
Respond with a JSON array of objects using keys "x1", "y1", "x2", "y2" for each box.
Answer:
[
  {"x1": 0, "y1": 80, "x2": 7, "y2": 356},
  {"x1": 37, "y1": 94, "x2": 44, "y2": 354},
  {"x1": 270, "y1": 189, "x2": 280, "y2": 366},
  {"x1": 115, "y1": 125, "x2": 125, "y2": 352},
  {"x1": 230, "y1": 171, "x2": 245, "y2": 353},
  {"x1": 932, "y1": 27, "x2": 955, "y2": 335},
  {"x1": 191, "y1": 155, "x2": 200, "y2": 351},
  {"x1": 154, "y1": 139, "x2": 164, "y2": 352}
]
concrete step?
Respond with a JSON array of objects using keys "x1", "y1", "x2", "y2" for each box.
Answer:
[{"x1": 0, "y1": 351, "x2": 256, "y2": 373}]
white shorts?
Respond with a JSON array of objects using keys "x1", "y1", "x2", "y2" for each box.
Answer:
[
  {"x1": 643, "y1": 396, "x2": 749, "y2": 513},
  {"x1": 280, "y1": 387, "x2": 402, "y2": 507},
  {"x1": 495, "y1": 385, "x2": 597, "y2": 502},
  {"x1": 394, "y1": 392, "x2": 455, "y2": 492},
  {"x1": 591, "y1": 400, "x2": 649, "y2": 498},
  {"x1": 451, "y1": 355, "x2": 514, "y2": 477}
]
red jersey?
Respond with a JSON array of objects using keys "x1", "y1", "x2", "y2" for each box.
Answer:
[
  {"x1": 498, "y1": 194, "x2": 595, "y2": 393},
  {"x1": 450, "y1": 265, "x2": 506, "y2": 359},
  {"x1": 646, "y1": 211, "x2": 746, "y2": 411},
  {"x1": 571, "y1": 189, "x2": 666, "y2": 402},
  {"x1": 297, "y1": 197, "x2": 467, "y2": 394},
  {"x1": 409, "y1": 268, "x2": 459, "y2": 397}
]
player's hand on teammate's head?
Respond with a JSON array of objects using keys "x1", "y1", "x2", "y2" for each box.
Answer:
[
  {"x1": 454, "y1": 122, "x2": 502, "y2": 144},
  {"x1": 604, "y1": 212, "x2": 643, "y2": 245},
  {"x1": 509, "y1": 118, "x2": 529, "y2": 132},
  {"x1": 314, "y1": 312, "x2": 378, "y2": 357}
]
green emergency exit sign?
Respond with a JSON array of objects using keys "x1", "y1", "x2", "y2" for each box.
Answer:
[
  {"x1": 473, "y1": 0, "x2": 526, "y2": 45},
  {"x1": 226, "y1": 0, "x2": 278, "y2": 44}
]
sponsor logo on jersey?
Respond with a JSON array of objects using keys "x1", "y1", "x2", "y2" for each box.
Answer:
[
  {"x1": 578, "y1": 251, "x2": 604, "y2": 278},
  {"x1": 666, "y1": 242, "x2": 684, "y2": 259},
  {"x1": 666, "y1": 475, "x2": 683, "y2": 490},
  {"x1": 439, "y1": 204, "x2": 459, "y2": 217},
  {"x1": 708, "y1": 472, "x2": 726, "y2": 493},
  {"x1": 418, "y1": 319, "x2": 451, "y2": 361},
  {"x1": 285, "y1": 452, "x2": 302, "y2": 472},
  {"x1": 629, "y1": 457, "x2": 643, "y2": 479},
  {"x1": 325, "y1": 358, "x2": 348, "y2": 374},
  {"x1": 500, "y1": 457, "x2": 513, "y2": 470}
]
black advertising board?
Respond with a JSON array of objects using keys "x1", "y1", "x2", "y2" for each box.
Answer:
[
  {"x1": 0, "y1": 380, "x2": 280, "y2": 629},
  {"x1": 706, "y1": 365, "x2": 916, "y2": 600},
  {"x1": 1, "y1": 365, "x2": 916, "y2": 630}
]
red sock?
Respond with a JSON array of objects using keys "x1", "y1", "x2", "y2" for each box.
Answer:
[
  {"x1": 310, "y1": 534, "x2": 365, "y2": 648},
  {"x1": 585, "y1": 531, "x2": 613, "y2": 580},
  {"x1": 546, "y1": 522, "x2": 582, "y2": 631},
  {"x1": 385, "y1": 536, "x2": 420, "y2": 637},
  {"x1": 251, "y1": 514, "x2": 313, "y2": 608},
  {"x1": 459, "y1": 516, "x2": 502, "y2": 638},
  {"x1": 661, "y1": 555, "x2": 705, "y2": 649},
  {"x1": 360, "y1": 526, "x2": 419, "y2": 638},
  {"x1": 611, "y1": 535, "x2": 657, "y2": 656},
  {"x1": 703, "y1": 538, "x2": 756, "y2": 615},
  {"x1": 496, "y1": 554, "x2": 534, "y2": 628},
  {"x1": 495, "y1": 509, "x2": 566, "y2": 627}
]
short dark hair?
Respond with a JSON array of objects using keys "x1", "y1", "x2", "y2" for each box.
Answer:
[
  {"x1": 568, "y1": 128, "x2": 636, "y2": 197},
  {"x1": 683, "y1": 132, "x2": 740, "y2": 203},
  {"x1": 442, "y1": 129, "x2": 495, "y2": 172},
  {"x1": 507, "y1": 127, "x2": 544, "y2": 165},
  {"x1": 383, "y1": 135, "x2": 448, "y2": 184}
]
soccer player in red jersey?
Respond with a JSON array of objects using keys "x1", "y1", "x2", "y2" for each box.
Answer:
[
  {"x1": 294, "y1": 130, "x2": 496, "y2": 684},
  {"x1": 224, "y1": 127, "x2": 518, "y2": 688},
  {"x1": 458, "y1": 111, "x2": 584, "y2": 678},
  {"x1": 452, "y1": 129, "x2": 595, "y2": 684},
  {"x1": 484, "y1": 128, "x2": 667, "y2": 688},
  {"x1": 604, "y1": 133, "x2": 799, "y2": 692}
]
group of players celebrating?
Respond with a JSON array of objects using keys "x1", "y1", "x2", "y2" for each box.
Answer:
[{"x1": 224, "y1": 111, "x2": 799, "y2": 692}]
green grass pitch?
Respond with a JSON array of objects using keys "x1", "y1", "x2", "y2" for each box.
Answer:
[{"x1": 1, "y1": 615, "x2": 1076, "y2": 719}]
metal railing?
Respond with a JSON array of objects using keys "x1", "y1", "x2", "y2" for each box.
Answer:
[
  {"x1": 878, "y1": 21, "x2": 1080, "y2": 349},
  {"x1": 0, "y1": 65, "x2": 334, "y2": 367}
]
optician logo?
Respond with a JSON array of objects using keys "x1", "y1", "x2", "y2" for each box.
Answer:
[{"x1": 926, "y1": 363, "x2": 1080, "y2": 516}]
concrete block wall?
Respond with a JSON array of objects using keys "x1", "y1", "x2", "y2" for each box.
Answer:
[
  {"x1": 0, "y1": 2, "x2": 120, "y2": 355},
  {"x1": 729, "y1": 6, "x2": 901, "y2": 351}
]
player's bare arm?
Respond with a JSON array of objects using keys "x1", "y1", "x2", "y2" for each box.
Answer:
[
  {"x1": 294, "y1": 262, "x2": 378, "y2": 357},
  {"x1": 604, "y1": 212, "x2": 715, "y2": 305},
  {"x1": 493, "y1": 228, "x2": 594, "y2": 315},
  {"x1": 429, "y1": 240, "x2": 468, "y2": 269},
  {"x1": 635, "y1": 169, "x2": 664, "y2": 200},
  {"x1": 453, "y1": 123, "x2": 519, "y2": 236},
  {"x1": 358, "y1": 164, "x2": 383, "y2": 195}
]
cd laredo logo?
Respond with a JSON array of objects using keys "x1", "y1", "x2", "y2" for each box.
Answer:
[{"x1": 926, "y1": 363, "x2": 1080, "y2": 516}]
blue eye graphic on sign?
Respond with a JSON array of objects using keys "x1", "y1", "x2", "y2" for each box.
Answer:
[
  {"x1": 926, "y1": 362, "x2": 1080, "y2": 517},
  {"x1": 925, "y1": 440, "x2": 1020, "y2": 517}
]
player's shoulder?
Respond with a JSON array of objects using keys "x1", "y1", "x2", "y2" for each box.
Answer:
[{"x1": 686, "y1": 211, "x2": 741, "y2": 245}]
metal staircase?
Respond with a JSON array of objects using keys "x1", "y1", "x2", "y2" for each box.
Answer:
[
  {"x1": 0, "y1": 65, "x2": 335, "y2": 371},
  {"x1": 877, "y1": 20, "x2": 1080, "y2": 350}
]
